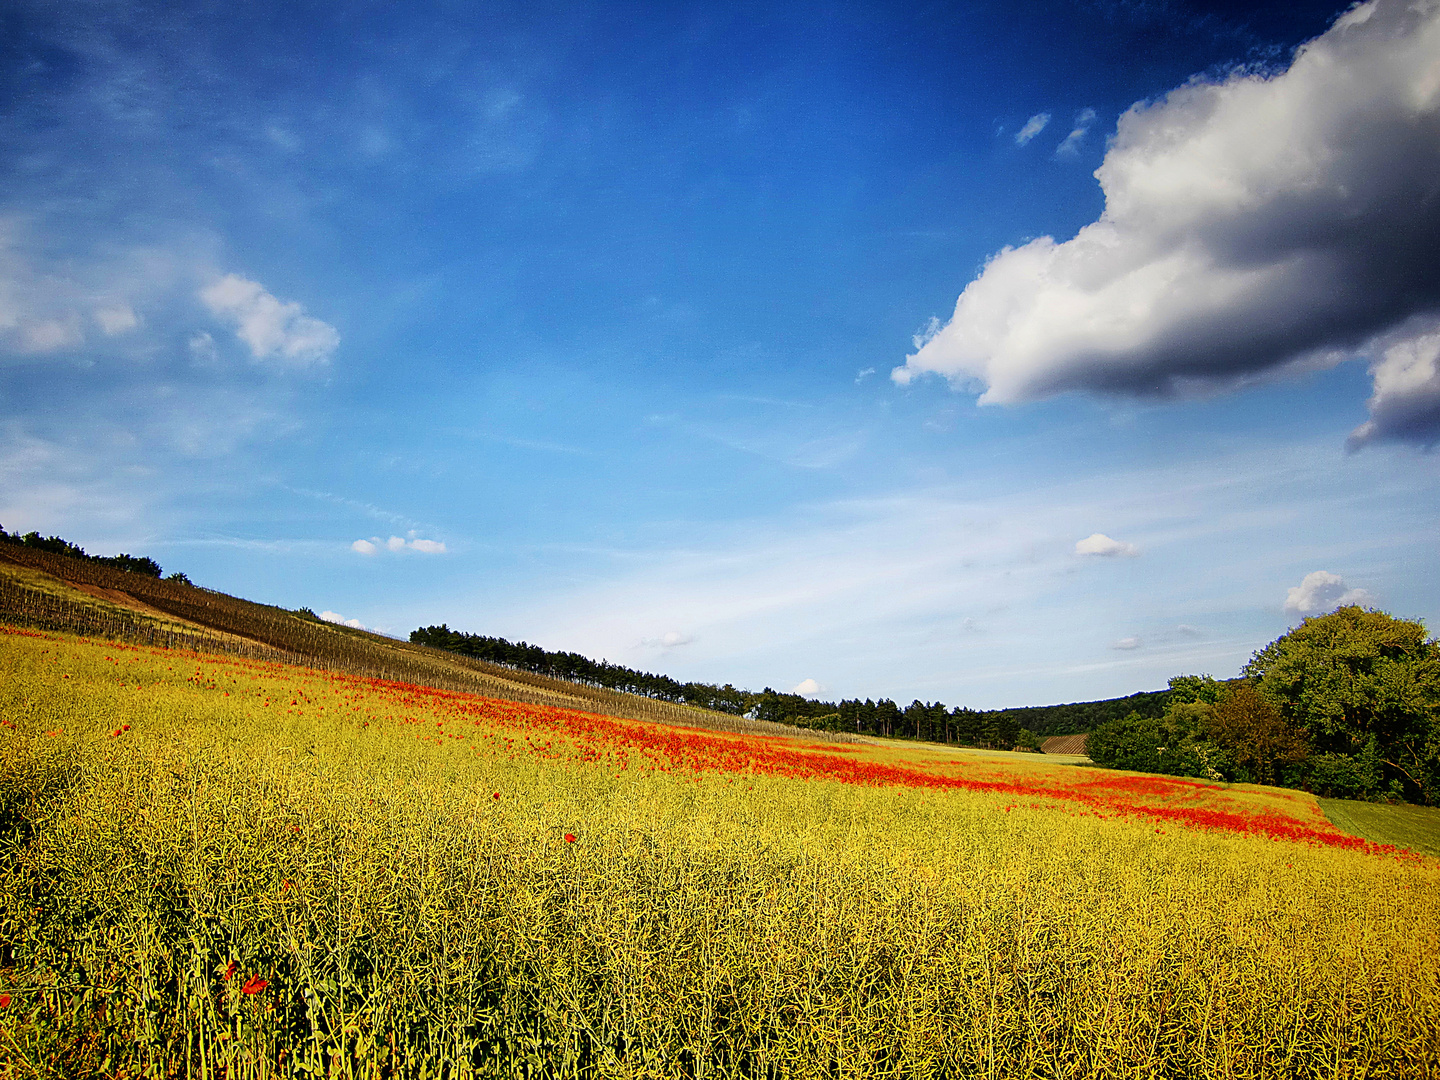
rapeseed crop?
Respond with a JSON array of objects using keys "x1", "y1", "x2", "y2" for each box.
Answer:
[{"x1": 2, "y1": 626, "x2": 1438, "y2": 1078}]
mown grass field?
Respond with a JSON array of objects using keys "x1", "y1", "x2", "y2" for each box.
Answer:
[
  {"x1": 1320, "y1": 798, "x2": 1440, "y2": 859},
  {"x1": 2, "y1": 626, "x2": 1439, "y2": 1079}
]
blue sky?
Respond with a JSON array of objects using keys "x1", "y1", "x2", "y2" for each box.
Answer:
[{"x1": 3, "y1": 0, "x2": 1438, "y2": 708}]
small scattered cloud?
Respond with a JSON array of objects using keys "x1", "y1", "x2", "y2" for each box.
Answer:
[
  {"x1": 855, "y1": 367, "x2": 876, "y2": 384},
  {"x1": 93, "y1": 304, "x2": 138, "y2": 335},
  {"x1": 199, "y1": 274, "x2": 339, "y2": 365},
  {"x1": 1176, "y1": 624, "x2": 1204, "y2": 637},
  {"x1": 1284, "y1": 571, "x2": 1372, "y2": 615},
  {"x1": 21, "y1": 318, "x2": 83, "y2": 353},
  {"x1": 1074, "y1": 532, "x2": 1140, "y2": 557},
  {"x1": 895, "y1": 0, "x2": 1440, "y2": 446},
  {"x1": 321, "y1": 610, "x2": 367, "y2": 630},
  {"x1": 641, "y1": 630, "x2": 695, "y2": 649},
  {"x1": 791, "y1": 677, "x2": 825, "y2": 697},
  {"x1": 188, "y1": 331, "x2": 219, "y2": 366},
  {"x1": 1014, "y1": 112, "x2": 1051, "y2": 146},
  {"x1": 1054, "y1": 107, "x2": 1097, "y2": 157},
  {"x1": 355, "y1": 534, "x2": 446, "y2": 555},
  {"x1": 1112, "y1": 636, "x2": 1143, "y2": 650}
]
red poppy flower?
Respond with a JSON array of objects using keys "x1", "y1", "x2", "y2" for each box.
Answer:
[
  {"x1": 223, "y1": 961, "x2": 238, "y2": 981},
  {"x1": 240, "y1": 976, "x2": 268, "y2": 995},
  {"x1": 0, "y1": 994, "x2": 10, "y2": 1008},
  {"x1": 492, "y1": 792, "x2": 500, "y2": 799},
  {"x1": 564, "y1": 833, "x2": 576, "y2": 844}
]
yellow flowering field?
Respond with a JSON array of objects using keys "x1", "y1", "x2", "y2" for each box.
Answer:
[{"x1": 2, "y1": 626, "x2": 1437, "y2": 1078}]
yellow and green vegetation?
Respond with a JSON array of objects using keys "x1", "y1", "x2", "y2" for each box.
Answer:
[{"x1": 2, "y1": 627, "x2": 1438, "y2": 1078}]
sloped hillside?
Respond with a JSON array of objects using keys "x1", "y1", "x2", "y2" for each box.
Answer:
[{"x1": 0, "y1": 544, "x2": 842, "y2": 740}]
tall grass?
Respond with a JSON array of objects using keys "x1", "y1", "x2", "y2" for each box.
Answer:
[{"x1": 2, "y1": 627, "x2": 1438, "y2": 1078}]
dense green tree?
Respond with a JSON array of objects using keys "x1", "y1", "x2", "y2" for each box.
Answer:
[
  {"x1": 1204, "y1": 682, "x2": 1309, "y2": 786},
  {"x1": 1087, "y1": 701, "x2": 1230, "y2": 781},
  {"x1": 1167, "y1": 674, "x2": 1225, "y2": 705},
  {"x1": 1243, "y1": 606, "x2": 1440, "y2": 802},
  {"x1": 0, "y1": 524, "x2": 165, "y2": 578},
  {"x1": 417, "y1": 620, "x2": 1175, "y2": 745}
]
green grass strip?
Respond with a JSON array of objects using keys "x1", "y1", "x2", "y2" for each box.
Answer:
[{"x1": 1319, "y1": 797, "x2": 1440, "y2": 858}]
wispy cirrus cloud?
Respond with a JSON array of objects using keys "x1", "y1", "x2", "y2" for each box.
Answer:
[
  {"x1": 1013, "y1": 112, "x2": 1051, "y2": 145},
  {"x1": 458, "y1": 438, "x2": 1429, "y2": 709},
  {"x1": 1054, "y1": 107, "x2": 1097, "y2": 157}
]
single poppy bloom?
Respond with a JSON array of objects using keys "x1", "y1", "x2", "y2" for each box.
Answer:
[
  {"x1": 492, "y1": 792, "x2": 500, "y2": 799},
  {"x1": 241, "y1": 976, "x2": 268, "y2": 995},
  {"x1": 0, "y1": 994, "x2": 10, "y2": 1008},
  {"x1": 564, "y1": 833, "x2": 576, "y2": 844},
  {"x1": 223, "y1": 961, "x2": 238, "y2": 981}
]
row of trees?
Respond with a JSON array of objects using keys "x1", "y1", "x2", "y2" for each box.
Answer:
[
  {"x1": 411, "y1": 624, "x2": 1167, "y2": 748},
  {"x1": 1089, "y1": 607, "x2": 1440, "y2": 804},
  {"x1": 0, "y1": 524, "x2": 186, "y2": 581}
]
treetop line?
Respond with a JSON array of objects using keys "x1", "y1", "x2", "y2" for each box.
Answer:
[
  {"x1": 408, "y1": 623, "x2": 1168, "y2": 744},
  {"x1": 0, "y1": 525, "x2": 189, "y2": 584}
]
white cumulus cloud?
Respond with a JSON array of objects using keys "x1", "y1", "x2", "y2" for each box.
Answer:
[
  {"x1": 791, "y1": 678, "x2": 825, "y2": 697},
  {"x1": 94, "y1": 304, "x2": 138, "y2": 335},
  {"x1": 895, "y1": 0, "x2": 1440, "y2": 449},
  {"x1": 1112, "y1": 636, "x2": 1143, "y2": 650},
  {"x1": 1074, "y1": 532, "x2": 1140, "y2": 557},
  {"x1": 1284, "y1": 571, "x2": 1373, "y2": 615},
  {"x1": 355, "y1": 534, "x2": 446, "y2": 555},
  {"x1": 321, "y1": 610, "x2": 368, "y2": 630},
  {"x1": 1014, "y1": 112, "x2": 1051, "y2": 145},
  {"x1": 1348, "y1": 315, "x2": 1440, "y2": 448},
  {"x1": 199, "y1": 273, "x2": 339, "y2": 365}
]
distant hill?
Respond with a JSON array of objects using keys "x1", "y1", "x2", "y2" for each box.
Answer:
[{"x1": 0, "y1": 542, "x2": 836, "y2": 741}]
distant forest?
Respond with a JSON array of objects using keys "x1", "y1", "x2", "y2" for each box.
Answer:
[
  {"x1": 0, "y1": 524, "x2": 177, "y2": 580},
  {"x1": 411, "y1": 624, "x2": 1169, "y2": 747}
]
